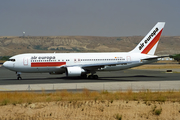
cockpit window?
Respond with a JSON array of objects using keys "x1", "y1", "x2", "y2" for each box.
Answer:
[{"x1": 8, "y1": 59, "x2": 15, "y2": 62}]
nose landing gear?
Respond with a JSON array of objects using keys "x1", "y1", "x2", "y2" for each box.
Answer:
[{"x1": 16, "y1": 72, "x2": 22, "y2": 80}]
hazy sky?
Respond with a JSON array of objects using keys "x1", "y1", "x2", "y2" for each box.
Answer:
[{"x1": 0, "y1": 0, "x2": 180, "y2": 36}]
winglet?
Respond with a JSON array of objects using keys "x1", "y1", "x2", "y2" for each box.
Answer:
[{"x1": 130, "y1": 22, "x2": 165, "y2": 55}]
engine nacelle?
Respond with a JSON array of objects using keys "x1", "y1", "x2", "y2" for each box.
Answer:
[{"x1": 66, "y1": 67, "x2": 85, "y2": 77}]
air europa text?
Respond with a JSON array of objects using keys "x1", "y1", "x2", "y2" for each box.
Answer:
[
  {"x1": 139, "y1": 27, "x2": 159, "y2": 50},
  {"x1": 31, "y1": 56, "x2": 56, "y2": 60}
]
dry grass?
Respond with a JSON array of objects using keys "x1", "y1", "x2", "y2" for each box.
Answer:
[
  {"x1": 1, "y1": 89, "x2": 180, "y2": 106},
  {"x1": 1, "y1": 90, "x2": 180, "y2": 120}
]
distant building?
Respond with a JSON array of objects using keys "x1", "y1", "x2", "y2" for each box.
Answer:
[
  {"x1": 23, "y1": 32, "x2": 25, "y2": 37},
  {"x1": 158, "y1": 56, "x2": 174, "y2": 61}
]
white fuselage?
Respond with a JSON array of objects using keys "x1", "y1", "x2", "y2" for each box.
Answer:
[{"x1": 3, "y1": 52, "x2": 157, "y2": 74}]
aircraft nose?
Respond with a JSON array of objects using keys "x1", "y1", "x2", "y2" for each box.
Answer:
[
  {"x1": 3, "y1": 61, "x2": 8, "y2": 68},
  {"x1": 3, "y1": 61, "x2": 11, "y2": 69}
]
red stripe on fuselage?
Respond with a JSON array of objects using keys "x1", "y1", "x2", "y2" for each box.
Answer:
[
  {"x1": 31, "y1": 62, "x2": 66, "y2": 67},
  {"x1": 141, "y1": 29, "x2": 163, "y2": 54}
]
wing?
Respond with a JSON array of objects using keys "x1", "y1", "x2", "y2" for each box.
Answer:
[{"x1": 61, "y1": 61, "x2": 139, "y2": 71}]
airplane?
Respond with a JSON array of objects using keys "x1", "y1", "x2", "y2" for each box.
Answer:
[{"x1": 3, "y1": 22, "x2": 165, "y2": 80}]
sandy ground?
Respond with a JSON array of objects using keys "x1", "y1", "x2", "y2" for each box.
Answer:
[{"x1": 0, "y1": 100, "x2": 180, "y2": 120}]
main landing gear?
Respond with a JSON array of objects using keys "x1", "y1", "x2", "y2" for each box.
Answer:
[
  {"x1": 88, "y1": 74, "x2": 98, "y2": 79},
  {"x1": 81, "y1": 72, "x2": 99, "y2": 79},
  {"x1": 16, "y1": 72, "x2": 22, "y2": 80},
  {"x1": 87, "y1": 71, "x2": 99, "y2": 79}
]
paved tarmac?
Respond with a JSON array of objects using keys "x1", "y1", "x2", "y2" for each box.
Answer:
[{"x1": 0, "y1": 66, "x2": 180, "y2": 92}]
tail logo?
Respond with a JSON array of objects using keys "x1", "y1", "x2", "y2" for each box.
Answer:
[{"x1": 139, "y1": 27, "x2": 159, "y2": 50}]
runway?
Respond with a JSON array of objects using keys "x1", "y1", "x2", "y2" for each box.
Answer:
[{"x1": 0, "y1": 66, "x2": 180, "y2": 92}]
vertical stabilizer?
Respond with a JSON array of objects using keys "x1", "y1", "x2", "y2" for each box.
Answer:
[{"x1": 130, "y1": 22, "x2": 165, "y2": 55}]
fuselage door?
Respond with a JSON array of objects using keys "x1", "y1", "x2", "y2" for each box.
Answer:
[
  {"x1": 23, "y1": 58, "x2": 28, "y2": 66},
  {"x1": 126, "y1": 56, "x2": 131, "y2": 61}
]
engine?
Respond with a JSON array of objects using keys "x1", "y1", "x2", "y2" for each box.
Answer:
[{"x1": 66, "y1": 67, "x2": 86, "y2": 77}]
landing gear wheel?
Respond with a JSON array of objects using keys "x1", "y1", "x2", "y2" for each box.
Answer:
[
  {"x1": 88, "y1": 75, "x2": 93, "y2": 79},
  {"x1": 88, "y1": 75, "x2": 98, "y2": 79},
  {"x1": 17, "y1": 73, "x2": 22, "y2": 80},
  {"x1": 17, "y1": 77, "x2": 22, "y2": 80},
  {"x1": 93, "y1": 75, "x2": 98, "y2": 79}
]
